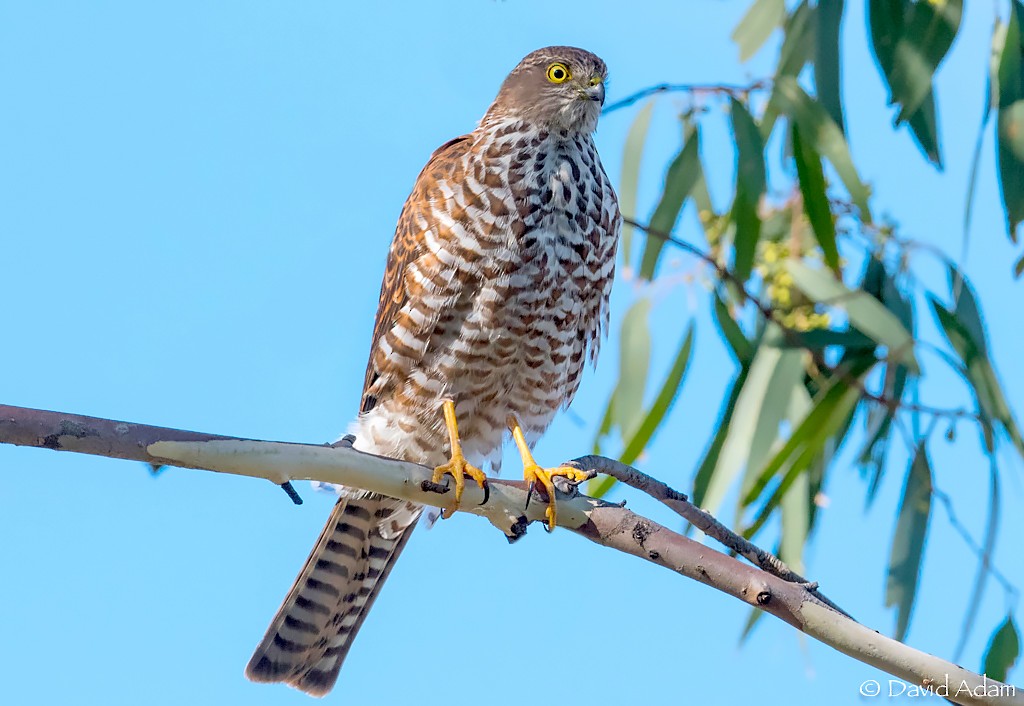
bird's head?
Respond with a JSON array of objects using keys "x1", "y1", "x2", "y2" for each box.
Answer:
[{"x1": 484, "y1": 46, "x2": 607, "y2": 133}]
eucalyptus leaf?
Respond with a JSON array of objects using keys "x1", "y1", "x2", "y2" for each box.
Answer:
[
  {"x1": 792, "y1": 122, "x2": 840, "y2": 271},
  {"x1": 886, "y1": 444, "x2": 932, "y2": 642},
  {"x1": 982, "y1": 616, "x2": 1020, "y2": 682},
  {"x1": 772, "y1": 77, "x2": 873, "y2": 221},
  {"x1": 620, "y1": 100, "x2": 655, "y2": 271},
  {"x1": 640, "y1": 127, "x2": 702, "y2": 279},
  {"x1": 815, "y1": 0, "x2": 846, "y2": 134},
  {"x1": 730, "y1": 98, "x2": 766, "y2": 282},
  {"x1": 731, "y1": 0, "x2": 786, "y2": 62}
]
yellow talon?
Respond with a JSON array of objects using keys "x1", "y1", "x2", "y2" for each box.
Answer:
[
  {"x1": 509, "y1": 415, "x2": 589, "y2": 530},
  {"x1": 432, "y1": 400, "x2": 487, "y2": 518}
]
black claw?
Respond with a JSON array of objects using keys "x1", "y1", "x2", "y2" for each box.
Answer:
[
  {"x1": 421, "y1": 479, "x2": 451, "y2": 494},
  {"x1": 280, "y1": 481, "x2": 303, "y2": 505},
  {"x1": 478, "y1": 480, "x2": 490, "y2": 506},
  {"x1": 524, "y1": 480, "x2": 534, "y2": 512}
]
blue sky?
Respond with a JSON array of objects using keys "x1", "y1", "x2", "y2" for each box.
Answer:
[{"x1": 1, "y1": 2, "x2": 1020, "y2": 704}]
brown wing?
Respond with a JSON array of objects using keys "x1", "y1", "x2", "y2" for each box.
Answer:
[{"x1": 359, "y1": 134, "x2": 472, "y2": 413}]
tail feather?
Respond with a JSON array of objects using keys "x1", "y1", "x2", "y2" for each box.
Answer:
[{"x1": 246, "y1": 494, "x2": 421, "y2": 696}]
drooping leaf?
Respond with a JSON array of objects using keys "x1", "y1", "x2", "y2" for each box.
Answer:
[
  {"x1": 713, "y1": 292, "x2": 754, "y2": 366},
  {"x1": 701, "y1": 331, "x2": 798, "y2": 515},
  {"x1": 589, "y1": 320, "x2": 695, "y2": 500},
  {"x1": 930, "y1": 297, "x2": 1024, "y2": 460},
  {"x1": 982, "y1": 616, "x2": 1020, "y2": 682},
  {"x1": 893, "y1": 0, "x2": 962, "y2": 122},
  {"x1": 867, "y1": 0, "x2": 961, "y2": 167},
  {"x1": 815, "y1": 0, "x2": 846, "y2": 134},
  {"x1": 785, "y1": 260, "x2": 918, "y2": 372},
  {"x1": 760, "y1": 1, "x2": 816, "y2": 137},
  {"x1": 692, "y1": 370, "x2": 749, "y2": 509},
  {"x1": 771, "y1": 77, "x2": 873, "y2": 221},
  {"x1": 639, "y1": 126, "x2": 702, "y2": 279},
  {"x1": 619, "y1": 100, "x2": 655, "y2": 271},
  {"x1": 620, "y1": 323, "x2": 696, "y2": 467},
  {"x1": 885, "y1": 443, "x2": 932, "y2": 642},
  {"x1": 730, "y1": 98, "x2": 766, "y2": 282},
  {"x1": 743, "y1": 356, "x2": 873, "y2": 509},
  {"x1": 740, "y1": 344, "x2": 806, "y2": 502},
  {"x1": 731, "y1": 0, "x2": 786, "y2": 62},
  {"x1": 791, "y1": 122, "x2": 840, "y2": 271},
  {"x1": 779, "y1": 447, "x2": 811, "y2": 576},
  {"x1": 947, "y1": 264, "x2": 989, "y2": 357},
  {"x1": 611, "y1": 298, "x2": 652, "y2": 444},
  {"x1": 776, "y1": 1, "x2": 816, "y2": 80},
  {"x1": 997, "y1": 2, "x2": 1024, "y2": 239}
]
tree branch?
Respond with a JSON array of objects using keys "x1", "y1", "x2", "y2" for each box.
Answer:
[{"x1": 0, "y1": 403, "x2": 1019, "y2": 705}]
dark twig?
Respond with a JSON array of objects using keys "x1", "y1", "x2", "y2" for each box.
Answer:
[
  {"x1": 570, "y1": 454, "x2": 853, "y2": 619},
  {"x1": 279, "y1": 481, "x2": 303, "y2": 505},
  {"x1": 603, "y1": 80, "x2": 770, "y2": 114}
]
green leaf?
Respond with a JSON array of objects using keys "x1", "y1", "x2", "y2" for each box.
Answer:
[
  {"x1": 893, "y1": 0, "x2": 962, "y2": 122},
  {"x1": 784, "y1": 260, "x2": 919, "y2": 372},
  {"x1": 620, "y1": 323, "x2": 695, "y2": 467},
  {"x1": 760, "y1": 2, "x2": 816, "y2": 136},
  {"x1": 611, "y1": 298, "x2": 652, "y2": 444},
  {"x1": 866, "y1": 0, "x2": 956, "y2": 167},
  {"x1": 619, "y1": 101, "x2": 655, "y2": 271},
  {"x1": 929, "y1": 297, "x2": 1024, "y2": 460},
  {"x1": 772, "y1": 77, "x2": 873, "y2": 221},
  {"x1": 730, "y1": 98, "x2": 766, "y2": 282},
  {"x1": 639, "y1": 126, "x2": 702, "y2": 279},
  {"x1": 702, "y1": 333, "x2": 801, "y2": 515},
  {"x1": 731, "y1": 0, "x2": 786, "y2": 62},
  {"x1": 792, "y1": 122, "x2": 840, "y2": 271},
  {"x1": 947, "y1": 264, "x2": 989, "y2": 358},
  {"x1": 997, "y1": 3, "x2": 1024, "y2": 238},
  {"x1": 713, "y1": 292, "x2": 754, "y2": 366},
  {"x1": 886, "y1": 443, "x2": 932, "y2": 642},
  {"x1": 983, "y1": 616, "x2": 1020, "y2": 682},
  {"x1": 692, "y1": 371, "x2": 748, "y2": 509},
  {"x1": 740, "y1": 345, "x2": 806, "y2": 501},
  {"x1": 742, "y1": 370, "x2": 865, "y2": 537},
  {"x1": 780, "y1": 448, "x2": 810, "y2": 576},
  {"x1": 776, "y1": 1, "x2": 816, "y2": 80},
  {"x1": 590, "y1": 318, "x2": 695, "y2": 500},
  {"x1": 743, "y1": 356, "x2": 873, "y2": 507},
  {"x1": 998, "y1": 101, "x2": 1024, "y2": 238},
  {"x1": 815, "y1": 0, "x2": 846, "y2": 134}
]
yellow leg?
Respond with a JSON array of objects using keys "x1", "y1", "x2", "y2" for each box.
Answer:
[
  {"x1": 431, "y1": 400, "x2": 488, "y2": 518},
  {"x1": 508, "y1": 415, "x2": 590, "y2": 530}
]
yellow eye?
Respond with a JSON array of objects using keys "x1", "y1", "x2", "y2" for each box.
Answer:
[{"x1": 546, "y1": 62, "x2": 571, "y2": 83}]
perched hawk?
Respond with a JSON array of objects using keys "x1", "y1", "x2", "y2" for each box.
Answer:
[{"x1": 246, "y1": 46, "x2": 621, "y2": 696}]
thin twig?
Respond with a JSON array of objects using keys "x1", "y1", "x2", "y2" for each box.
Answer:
[
  {"x1": 603, "y1": 80, "x2": 770, "y2": 114},
  {"x1": 569, "y1": 454, "x2": 853, "y2": 619}
]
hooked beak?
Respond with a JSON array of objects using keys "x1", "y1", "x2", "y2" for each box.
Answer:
[{"x1": 584, "y1": 81, "x2": 605, "y2": 105}]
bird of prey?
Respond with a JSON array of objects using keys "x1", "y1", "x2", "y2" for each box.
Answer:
[{"x1": 246, "y1": 45, "x2": 621, "y2": 696}]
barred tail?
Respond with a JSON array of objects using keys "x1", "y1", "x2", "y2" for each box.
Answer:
[{"x1": 246, "y1": 495, "x2": 421, "y2": 696}]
